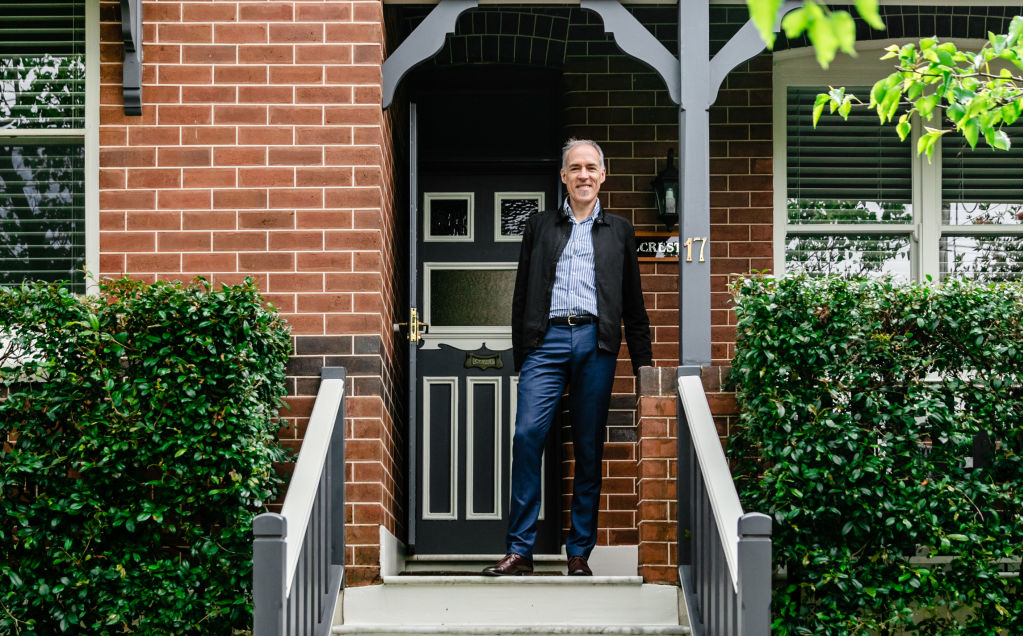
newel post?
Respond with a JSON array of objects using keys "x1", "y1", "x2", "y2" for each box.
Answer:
[
  {"x1": 253, "y1": 513, "x2": 287, "y2": 636},
  {"x1": 737, "y1": 512, "x2": 773, "y2": 636}
]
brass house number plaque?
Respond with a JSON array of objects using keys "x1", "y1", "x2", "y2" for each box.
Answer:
[
  {"x1": 635, "y1": 232, "x2": 709, "y2": 263},
  {"x1": 681, "y1": 236, "x2": 708, "y2": 263}
]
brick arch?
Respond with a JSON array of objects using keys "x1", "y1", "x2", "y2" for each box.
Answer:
[
  {"x1": 399, "y1": 6, "x2": 575, "y2": 68},
  {"x1": 777, "y1": 4, "x2": 1023, "y2": 51}
]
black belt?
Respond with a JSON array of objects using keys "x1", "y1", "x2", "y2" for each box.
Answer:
[{"x1": 550, "y1": 314, "x2": 596, "y2": 326}]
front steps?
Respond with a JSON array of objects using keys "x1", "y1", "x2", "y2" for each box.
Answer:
[{"x1": 333, "y1": 575, "x2": 691, "y2": 635}]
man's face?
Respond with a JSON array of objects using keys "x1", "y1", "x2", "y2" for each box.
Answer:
[{"x1": 561, "y1": 144, "x2": 606, "y2": 210}]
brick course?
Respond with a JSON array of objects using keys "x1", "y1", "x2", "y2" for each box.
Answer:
[{"x1": 99, "y1": 0, "x2": 402, "y2": 587}]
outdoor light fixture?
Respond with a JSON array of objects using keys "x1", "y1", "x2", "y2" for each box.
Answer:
[{"x1": 651, "y1": 148, "x2": 679, "y2": 231}]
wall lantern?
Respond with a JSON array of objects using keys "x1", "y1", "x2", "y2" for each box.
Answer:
[{"x1": 651, "y1": 148, "x2": 679, "y2": 230}]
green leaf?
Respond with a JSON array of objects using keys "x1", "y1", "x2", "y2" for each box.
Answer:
[
  {"x1": 962, "y1": 118, "x2": 980, "y2": 148},
  {"x1": 991, "y1": 128, "x2": 1011, "y2": 151},
  {"x1": 808, "y1": 14, "x2": 839, "y2": 68},
  {"x1": 831, "y1": 11, "x2": 858, "y2": 56},
  {"x1": 746, "y1": 0, "x2": 784, "y2": 50},
  {"x1": 915, "y1": 94, "x2": 938, "y2": 121},
  {"x1": 812, "y1": 93, "x2": 829, "y2": 127},
  {"x1": 896, "y1": 119, "x2": 911, "y2": 141},
  {"x1": 854, "y1": 0, "x2": 885, "y2": 31},
  {"x1": 781, "y1": 7, "x2": 808, "y2": 40},
  {"x1": 1008, "y1": 15, "x2": 1023, "y2": 47}
]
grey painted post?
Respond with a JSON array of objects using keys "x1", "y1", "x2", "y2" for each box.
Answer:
[
  {"x1": 322, "y1": 367, "x2": 347, "y2": 569},
  {"x1": 253, "y1": 513, "x2": 288, "y2": 636},
  {"x1": 736, "y1": 512, "x2": 773, "y2": 636},
  {"x1": 676, "y1": 366, "x2": 700, "y2": 568},
  {"x1": 678, "y1": 0, "x2": 712, "y2": 367}
]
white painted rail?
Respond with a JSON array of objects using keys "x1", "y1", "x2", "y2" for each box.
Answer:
[
  {"x1": 254, "y1": 367, "x2": 347, "y2": 636},
  {"x1": 676, "y1": 370, "x2": 772, "y2": 636}
]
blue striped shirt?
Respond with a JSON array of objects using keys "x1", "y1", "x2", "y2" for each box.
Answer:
[{"x1": 549, "y1": 198, "x2": 599, "y2": 318}]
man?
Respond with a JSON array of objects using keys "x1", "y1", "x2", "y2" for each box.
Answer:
[{"x1": 484, "y1": 139, "x2": 652, "y2": 577}]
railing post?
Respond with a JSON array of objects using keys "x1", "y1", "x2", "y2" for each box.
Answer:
[
  {"x1": 322, "y1": 367, "x2": 347, "y2": 570},
  {"x1": 253, "y1": 513, "x2": 287, "y2": 636},
  {"x1": 736, "y1": 512, "x2": 773, "y2": 636},
  {"x1": 677, "y1": 366, "x2": 700, "y2": 569}
]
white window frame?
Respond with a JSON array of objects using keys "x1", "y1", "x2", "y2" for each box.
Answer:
[
  {"x1": 0, "y1": 0, "x2": 99, "y2": 292},
  {"x1": 773, "y1": 38, "x2": 1023, "y2": 282}
]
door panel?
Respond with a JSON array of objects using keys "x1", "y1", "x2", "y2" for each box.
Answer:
[{"x1": 413, "y1": 172, "x2": 560, "y2": 555}]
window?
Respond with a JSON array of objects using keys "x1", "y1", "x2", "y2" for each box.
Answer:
[
  {"x1": 774, "y1": 42, "x2": 1023, "y2": 281},
  {"x1": 1, "y1": 0, "x2": 96, "y2": 293}
]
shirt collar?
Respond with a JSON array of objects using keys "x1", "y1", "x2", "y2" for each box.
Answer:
[{"x1": 561, "y1": 197, "x2": 602, "y2": 223}]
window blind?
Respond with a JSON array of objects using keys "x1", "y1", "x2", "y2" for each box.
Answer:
[
  {"x1": 1, "y1": 1, "x2": 86, "y2": 292},
  {"x1": 941, "y1": 121, "x2": 1023, "y2": 225},
  {"x1": 787, "y1": 86, "x2": 913, "y2": 224},
  {"x1": 0, "y1": 1, "x2": 86, "y2": 129}
]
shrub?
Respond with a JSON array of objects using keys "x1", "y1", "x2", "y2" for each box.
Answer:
[
  {"x1": 729, "y1": 275, "x2": 1023, "y2": 634},
  {"x1": 0, "y1": 277, "x2": 291, "y2": 635}
]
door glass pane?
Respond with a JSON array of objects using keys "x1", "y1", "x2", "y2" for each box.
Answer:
[
  {"x1": 787, "y1": 87, "x2": 913, "y2": 225},
  {"x1": 430, "y1": 268, "x2": 515, "y2": 327},
  {"x1": 940, "y1": 235, "x2": 1023, "y2": 281},
  {"x1": 0, "y1": 141, "x2": 86, "y2": 291},
  {"x1": 785, "y1": 233, "x2": 911, "y2": 279},
  {"x1": 425, "y1": 193, "x2": 473, "y2": 240},
  {"x1": 497, "y1": 193, "x2": 543, "y2": 239}
]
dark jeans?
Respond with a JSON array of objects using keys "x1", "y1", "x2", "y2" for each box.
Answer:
[{"x1": 506, "y1": 322, "x2": 617, "y2": 559}]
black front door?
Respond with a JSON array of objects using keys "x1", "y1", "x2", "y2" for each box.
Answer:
[
  {"x1": 413, "y1": 171, "x2": 560, "y2": 554},
  {"x1": 406, "y1": 68, "x2": 563, "y2": 555}
]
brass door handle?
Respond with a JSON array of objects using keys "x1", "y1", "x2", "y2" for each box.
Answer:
[{"x1": 394, "y1": 308, "x2": 429, "y2": 343}]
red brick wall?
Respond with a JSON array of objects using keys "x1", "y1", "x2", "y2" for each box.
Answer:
[{"x1": 98, "y1": 0, "x2": 402, "y2": 587}]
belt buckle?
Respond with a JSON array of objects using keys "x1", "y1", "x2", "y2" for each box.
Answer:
[{"x1": 567, "y1": 314, "x2": 580, "y2": 326}]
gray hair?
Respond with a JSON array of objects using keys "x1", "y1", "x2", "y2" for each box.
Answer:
[{"x1": 561, "y1": 138, "x2": 605, "y2": 170}]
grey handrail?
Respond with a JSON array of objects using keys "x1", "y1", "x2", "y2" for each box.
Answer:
[
  {"x1": 677, "y1": 369, "x2": 772, "y2": 636},
  {"x1": 254, "y1": 367, "x2": 346, "y2": 636}
]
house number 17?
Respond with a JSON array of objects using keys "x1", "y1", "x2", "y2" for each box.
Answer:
[{"x1": 683, "y1": 237, "x2": 708, "y2": 263}]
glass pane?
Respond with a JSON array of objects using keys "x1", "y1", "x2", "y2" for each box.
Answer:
[
  {"x1": 428, "y1": 197, "x2": 470, "y2": 237},
  {"x1": 942, "y1": 122, "x2": 1023, "y2": 225},
  {"x1": 0, "y1": 2, "x2": 86, "y2": 129},
  {"x1": 430, "y1": 269, "x2": 516, "y2": 327},
  {"x1": 787, "y1": 87, "x2": 913, "y2": 224},
  {"x1": 940, "y1": 235, "x2": 1023, "y2": 281},
  {"x1": 0, "y1": 141, "x2": 86, "y2": 292},
  {"x1": 786, "y1": 234, "x2": 911, "y2": 279},
  {"x1": 499, "y1": 196, "x2": 540, "y2": 237}
]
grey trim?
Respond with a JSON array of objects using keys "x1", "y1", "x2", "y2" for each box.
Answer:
[
  {"x1": 407, "y1": 103, "x2": 419, "y2": 550},
  {"x1": 119, "y1": 0, "x2": 142, "y2": 115},
  {"x1": 579, "y1": 0, "x2": 681, "y2": 105},
  {"x1": 676, "y1": 0, "x2": 795, "y2": 366},
  {"x1": 381, "y1": 0, "x2": 479, "y2": 109},
  {"x1": 707, "y1": 1, "x2": 800, "y2": 105}
]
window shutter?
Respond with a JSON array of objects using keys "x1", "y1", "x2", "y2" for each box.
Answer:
[
  {"x1": 787, "y1": 87, "x2": 913, "y2": 224},
  {"x1": 941, "y1": 122, "x2": 1023, "y2": 280},
  {"x1": 0, "y1": 0, "x2": 85, "y2": 129},
  {"x1": 941, "y1": 122, "x2": 1023, "y2": 225},
  {"x1": 0, "y1": 1, "x2": 86, "y2": 291}
]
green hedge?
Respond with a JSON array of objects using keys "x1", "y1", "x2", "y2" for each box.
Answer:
[
  {"x1": 729, "y1": 275, "x2": 1023, "y2": 634},
  {"x1": 0, "y1": 277, "x2": 291, "y2": 635}
]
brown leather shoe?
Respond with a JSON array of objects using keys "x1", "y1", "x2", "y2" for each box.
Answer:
[
  {"x1": 567, "y1": 555, "x2": 592, "y2": 576},
  {"x1": 482, "y1": 553, "x2": 533, "y2": 576}
]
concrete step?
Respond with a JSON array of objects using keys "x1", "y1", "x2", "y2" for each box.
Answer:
[
  {"x1": 333, "y1": 626, "x2": 691, "y2": 635},
  {"x1": 335, "y1": 575, "x2": 688, "y2": 634}
]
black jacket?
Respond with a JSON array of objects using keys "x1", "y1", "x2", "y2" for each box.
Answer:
[{"x1": 511, "y1": 209, "x2": 652, "y2": 374}]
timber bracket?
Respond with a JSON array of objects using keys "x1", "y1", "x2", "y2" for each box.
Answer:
[
  {"x1": 381, "y1": 0, "x2": 479, "y2": 109},
  {"x1": 120, "y1": 0, "x2": 143, "y2": 115}
]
